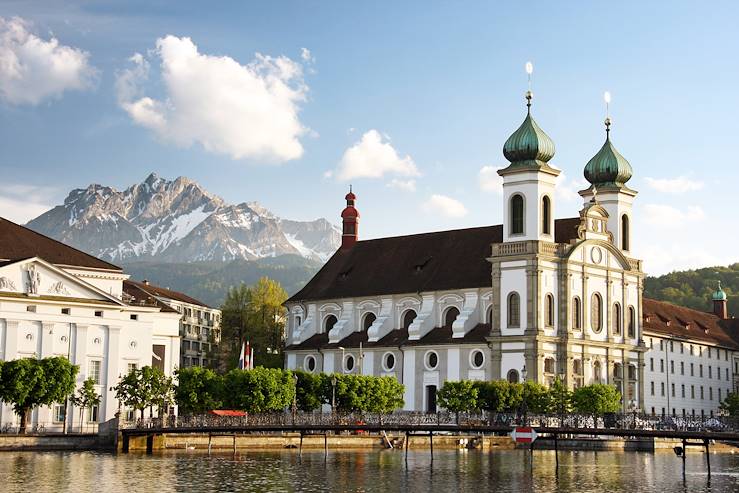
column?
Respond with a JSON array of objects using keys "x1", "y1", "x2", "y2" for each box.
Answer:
[
  {"x1": 104, "y1": 325, "x2": 122, "y2": 421},
  {"x1": 403, "y1": 349, "x2": 416, "y2": 410}
]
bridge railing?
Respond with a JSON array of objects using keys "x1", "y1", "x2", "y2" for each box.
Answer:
[{"x1": 120, "y1": 411, "x2": 739, "y2": 432}]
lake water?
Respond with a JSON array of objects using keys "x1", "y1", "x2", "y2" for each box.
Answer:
[{"x1": 1, "y1": 448, "x2": 739, "y2": 492}]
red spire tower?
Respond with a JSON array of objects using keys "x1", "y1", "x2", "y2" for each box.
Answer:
[{"x1": 341, "y1": 186, "x2": 359, "y2": 249}]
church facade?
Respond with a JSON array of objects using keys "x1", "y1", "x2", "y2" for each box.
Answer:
[{"x1": 285, "y1": 94, "x2": 739, "y2": 415}]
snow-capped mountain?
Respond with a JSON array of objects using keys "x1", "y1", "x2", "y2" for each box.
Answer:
[{"x1": 25, "y1": 173, "x2": 341, "y2": 263}]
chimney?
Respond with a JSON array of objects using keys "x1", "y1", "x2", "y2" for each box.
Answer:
[
  {"x1": 712, "y1": 281, "x2": 728, "y2": 319},
  {"x1": 340, "y1": 186, "x2": 359, "y2": 249},
  {"x1": 143, "y1": 279, "x2": 150, "y2": 286}
]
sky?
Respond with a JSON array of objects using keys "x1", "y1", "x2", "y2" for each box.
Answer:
[{"x1": 0, "y1": 0, "x2": 737, "y2": 275}]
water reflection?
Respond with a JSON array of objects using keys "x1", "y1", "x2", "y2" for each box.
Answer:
[{"x1": 0, "y1": 449, "x2": 738, "y2": 492}]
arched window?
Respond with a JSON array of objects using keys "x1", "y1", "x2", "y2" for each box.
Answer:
[
  {"x1": 593, "y1": 360, "x2": 602, "y2": 383},
  {"x1": 507, "y1": 369, "x2": 520, "y2": 383},
  {"x1": 545, "y1": 294, "x2": 555, "y2": 327},
  {"x1": 362, "y1": 312, "x2": 376, "y2": 331},
  {"x1": 627, "y1": 306, "x2": 636, "y2": 338},
  {"x1": 507, "y1": 292, "x2": 520, "y2": 328},
  {"x1": 510, "y1": 194, "x2": 524, "y2": 235},
  {"x1": 542, "y1": 195, "x2": 551, "y2": 235},
  {"x1": 613, "y1": 362, "x2": 623, "y2": 380},
  {"x1": 402, "y1": 309, "x2": 417, "y2": 330},
  {"x1": 590, "y1": 293, "x2": 602, "y2": 333},
  {"x1": 544, "y1": 357, "x2": 555, "y2": 374},
  {"x1": 323, "y1": 314, "x2": 338, "y2": 333},
  {"x1": 486, "y1": 306, "x2": 493, "y2": 325},
  {"x1": 612, "y1": 303, "x2": 622, "y2": 335},
  {"x1": 621, "y1": 214, "x2": 630, "y2": 251},
  {"x1": 572, "y1": 297, "x2": 582, "y2": 330},
  {"x1": 444, "y1": 306, "x2": 460, "y2": 328}
]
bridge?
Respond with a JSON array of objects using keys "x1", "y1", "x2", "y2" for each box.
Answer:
[{"x1": 120, "y1": 411, "x2": 739, "y2": 478}]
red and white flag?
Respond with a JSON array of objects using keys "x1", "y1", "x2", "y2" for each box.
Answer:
[{"x1": 245, "y1": 340, "x2": 251, "y2": 370}]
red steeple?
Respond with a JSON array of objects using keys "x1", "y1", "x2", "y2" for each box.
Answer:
[{"x1": 341, "y1": 186, "x2": 359, "y2": 249}]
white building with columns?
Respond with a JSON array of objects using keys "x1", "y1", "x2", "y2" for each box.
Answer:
[
  {"x1": 285, "y1": 93, "x2": 739, "y2": 415},
  {"x1": 0, "y1": 217, "x2": 181, "y2": 431}
]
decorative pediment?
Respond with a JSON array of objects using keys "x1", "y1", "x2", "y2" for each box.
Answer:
[
  {"x1": 577, "y1": 202, "x2": 613, "y2": 242},
  {"x1": 0, "y1": 258, "x2": 125, "y2": 305}
]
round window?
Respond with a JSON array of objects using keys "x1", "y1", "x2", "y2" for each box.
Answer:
[
  {"x1": 345, "y1": 355, "x2": 355, "y2": 372},
  {"x1": 384, "y1": 352, "x2": 396, "y2": 371},
  {"x1": 426, "y1": 351, "x2": 438, "y2": 370},
  {"x1": 305, "y1": 355, "x2": 316, "y2": 372},
  {"x1": 471, "y1": 350, "x2": 485, "y2": 369}
]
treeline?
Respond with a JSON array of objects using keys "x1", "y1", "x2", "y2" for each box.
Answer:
[
  {"x1": 645, "y1": 263, "x2": 739, "y2": 316},
  {"x1": 437, "y1": 379, "x2": 623, "y2": 419},
  {"x1": 175, "y1": 367, "x2": 405, "y2": 414}
]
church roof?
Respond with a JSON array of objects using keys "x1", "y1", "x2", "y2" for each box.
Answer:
[
  {"x1": 642, "y1": 298, "x2": 739, "y2": 349},
  {"x1": 0, "y1": 217, "x2": 121, "y2": 271},
  {"x1": 287, "y1": 218, "x2": 581, "y2": 303}
]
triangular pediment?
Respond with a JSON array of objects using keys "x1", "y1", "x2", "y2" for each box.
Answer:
[{"x1": 0, "y1": 258, "x2": 125, "y2": 305}]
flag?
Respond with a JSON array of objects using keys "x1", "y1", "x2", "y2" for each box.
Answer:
[
  {"x1": 245, "y1": 340, "x2": 251, "y2": 370},
  {"x1": 238, "y1": 341, "x2": 245, "y2": 370},
  {"x1": 250, "y1": 345, "x2": 255, "y2": 369}
]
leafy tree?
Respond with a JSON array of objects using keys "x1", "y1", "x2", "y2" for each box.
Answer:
[
  {"x1": 219, "y1": 277, "x2": 288, "y2": 370},
  {"x1": 720, "y1": 392, "x2": 739, "y2": 417},
  {"x1": 362, "y1": 376, "x2": 404, "y2": 413},
  {"x1": 317, "y1": 374, "x2": 405, "y2": 413},
  {"x1": 521, "y1": 381, "x2": 551, "y2": 413},
  {"x1": 476, "y1": 380, "x2": 515, "y2": 412},
  {"x1": 114, "y1": 366, "x2": 174, "y2": 420},
  {"x1": 0, "y1": 357, "x2": 78, "y2": 434},
  {"x1": 294, "y1": 370, "x2": 325, "y2": 412},
  {"x1": 175, "y1": 367, "x2": 224, "y2": 414},
  {"x1": 70, "y1": 378, "x2": 101, "y2": 431},
  {"x1": 548, "y1": 377, "x2": 572, "y2": 414},
  {"x1": 571, "y1": 384, "x2": 622, "y2": 414},
  {"x1": 645, "y1": 263, "x2": 739, "y2": 316},
  {"x1": 223, "y1": 367, "x2": 295, "y2": 413},
  {"x1": 437, "y1": 380, "x2": 478, "y2": 422}
]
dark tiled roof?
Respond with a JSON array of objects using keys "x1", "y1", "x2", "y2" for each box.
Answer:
[
  {"x1": 125, "y1": 279, "x2": 210, "y2": 308},
  {"x1": 288, "y1": 218, "x2": 580, "y2": 303},
  {"x1": 0, "y1": 217, "x2": 121, "y2": 271},
  {"x1": 287, "y1": 323, "x2": 490, "y2": 351},
  {"x1": 642, "y1": 298, "x2": 739, "y2": 349},
  {"x1": 122, "y1": 280, "x2": 179, "y2": 313}
]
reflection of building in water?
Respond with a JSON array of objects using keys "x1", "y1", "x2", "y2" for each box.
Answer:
[
  {"x1": 285, "y1": 91, "x2": 739, "y2": 417},
  {"x1": 0, "y1": 218, "x2": 186, "y2": 431}
]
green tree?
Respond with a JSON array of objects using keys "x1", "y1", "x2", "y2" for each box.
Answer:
[
  {"x1": 222, "y1": 367, "x2": 295, "y2": 413},
  {"x1": 220, "y1": 277, "x2": 289, "y2": 369},
  {"x1": 294, "y1": 370, "x2": 325, "y2": 412},
  {"x1": 720, "y1": 392, "x2": 739, "y2": 417},
  {"x1": 571, "y1": 384, "x2": 622, "y2": 414},
  {"x1": 437, "y1": 380, "x2": 478, "y2": 422},
  {"x1": 548, "y1": 377, "x2": 572, "y2": 414},
  {"x1": 476, "y1": 380, "x2": 515, "y2": 413},
  {"x1": 114, "y1": 366, "x2": 174, "y2": 420},
  {"x1": 521, "y1": 381, "x2": 550, "y2": 413},
  {"x1": 363, "y1": 376, "x2": 405, "y2": 413},
  {"x1": 70, "y1": 378, "x2": 101, "y2": 432},
  {"x1": 175, "y1": 367, "x2": 224, "y2": 414},
  {"x1": 0, "y1": 357, "x2": 78, "y2": 434}
]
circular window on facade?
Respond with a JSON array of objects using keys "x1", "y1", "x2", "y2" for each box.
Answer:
[
  {"x1": 344, "y1": 354, "x2": 355, "y2": 372},
  {"x1": 383, "y1": 352, "x2": 396, "y2": 372},
  {"x1": 470, "y1": 349, "x2": 485, "y2": 369},
  {"x1": 304, "y1": 355, "x2": 316, "y2": 373},
  {"x1": 425, "y1": 351, "x2": 439, "y2": 370}
]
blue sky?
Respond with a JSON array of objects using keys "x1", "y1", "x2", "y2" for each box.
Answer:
[{"x1": 1, "y1": 1, "x2": 737, "y2": 275}]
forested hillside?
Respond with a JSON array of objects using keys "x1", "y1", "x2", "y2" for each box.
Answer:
[
  {"x1": 645, "y1": 263, "x2": 739, "y2": 317},
  {"x1": 122, "y1": 255, "x2": 323, "y2": 307}
]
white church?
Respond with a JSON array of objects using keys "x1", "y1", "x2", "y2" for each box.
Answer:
[{"x1": 285, "y1": 91, "x2": 739, "y2": 417}]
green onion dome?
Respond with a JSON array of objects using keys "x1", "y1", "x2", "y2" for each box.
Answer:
[
  {"x1": 584, "y1": 118, "x2": 633, "y2": 188},
  {"x1": 712, "y1": 281, "x2": 727, "y2": 301},
  {"x1": 502, "y1": 93, "x2": 555, "y2": 166}
]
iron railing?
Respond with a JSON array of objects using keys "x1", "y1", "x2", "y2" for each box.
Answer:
[{"x1": 120, "y1": 411, "x2": 739, "y2": 433}]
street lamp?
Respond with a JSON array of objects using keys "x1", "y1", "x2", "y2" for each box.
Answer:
[
  {"x1": 521, "y1": 365, "x2": 528, "y2": 381},
  {"x1": 331, "y1": 375, "x2": 337, "y2": 414}
]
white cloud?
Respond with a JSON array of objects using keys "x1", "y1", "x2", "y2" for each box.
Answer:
[
  {"x1": 642, "y1": 203, "x2": 704, "y2": 228},
  {"x1": 0, "y1": 17, "x2": 97, "y2": 105},
  {"x1": 421, "y1": 194, "x2": 467, "y2": 218},
  {"x1": 336, "y1": 129, "x2": 419, "y2": 181},
  {"x1": 645, "y1": 176, "x2": 704, "y2": 193},
  {"x1": 0, "y1": 183, "x2": 56, "y2": 223},
  {"x1": 638, "y1": 243, "x2": 733, "y2": 276},
  {"x1": 478, "y1": 166, "x2": 503, "y2": 194},
  {"x1": 300, "y1": 47, "x2": 314, "y2": 63},
  {"x1": 556, "y1": 172, "x2": 589, "y2": 202},
  {"x1": 386, "y1": 179, "x2": 416, "y2": 192},
  {"x1": 116, "y1": 35, "x2": 309, "y2": 162}
]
